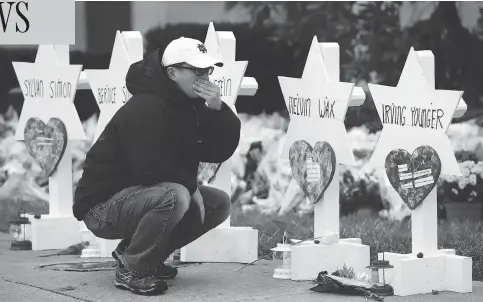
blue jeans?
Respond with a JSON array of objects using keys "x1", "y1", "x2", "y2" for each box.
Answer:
[{"x1": 83, "y1": 182, "x2": 231, "y2": 275}]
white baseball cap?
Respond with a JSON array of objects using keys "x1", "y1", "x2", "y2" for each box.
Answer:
[{"x1": 161, "y1": 37, "x2": 223, "y2": 68}]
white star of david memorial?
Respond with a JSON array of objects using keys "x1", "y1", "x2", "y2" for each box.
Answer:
[
  {"x1": 279, "y1": 36, "x2": 355, "y2": 165},
  {"x1": 367, "y1": 48, "x2": 472, "y2": 296},
  {"x1": 12, "y1": 45, "x2": 85, "y2": 251},
  {"x1": 205, "y1": 22, "x2": 248, "y2": 114},
  {"x1": 277, "y1": 36, "x2": 371, "y2": 281},
  {"x1": 179, "y1": 23, "x2": 259, "y2": 265},
  {"x1": 201, "y1": 22, "x2": 249, "y2": 199},
  {"x1": 13, "y1": 45, "x2": 85, "y2": 141},
  {"x1": 84, "y1": 30, "x2": 134, "y2": 144},
  {"x1": 201, "y1": 22, "x2": 249, "y2": 218},
  {"x1": 368, "y1": 47, "x2": 463, "y2": 176},
  {"x1": 77, "y1": 31, "x2": 142, "y2": 258}
]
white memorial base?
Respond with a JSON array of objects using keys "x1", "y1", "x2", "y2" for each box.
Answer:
[
  {"x1": 81, "y1": 238, "x2": 121, "y2": 258},
  {"x1": 180, "y1": 226, "x2": 258, "y2": 263},
  {"x1": 98, "y1": 238, "x2": 122, "y2": 258},
  {"x1": 24, "y1": 214, "x2": 80, "y2": 251},
  {"x1": 79, "y1": 226, "x2": 121, "y2": 258},
  {"x1": 290, "y1": 238, "x2": 370, "y2": 281},
  {"x1": 381, "y1": 250, "x2": 472, "y2": 296}
]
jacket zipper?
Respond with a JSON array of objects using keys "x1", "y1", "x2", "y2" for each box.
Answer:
[
  {"x1": 192, "y1": 104, "x2": 199, "y2": 127},
  {"x1": 193, "y1": 104, "x2": 201, "y2": 142}
]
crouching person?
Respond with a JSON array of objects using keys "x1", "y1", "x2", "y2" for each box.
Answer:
[{"x1": 72, "y1": 37, "x2": 240, "y2": 295}]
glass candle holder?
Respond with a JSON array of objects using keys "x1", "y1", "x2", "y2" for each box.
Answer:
[
  {"x1": 367, "y1": 253, "x2": 394, "y2": 296},
  {"x1": 8, "y1": 216, "x2": 32, "y2": 250},
  {"x1": 271, "y1": 243, "x2": 292, "y2": 279}
]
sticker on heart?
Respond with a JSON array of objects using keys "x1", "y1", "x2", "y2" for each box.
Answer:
[
  {"x1": 385, "y1": 146, "x2": 441, "y2": 210},
  {"x1": 24, "y1": 117, "x2": 68, "y2": 177},
  {"x1": 289, "y1": 140, "x2": 336, "y2": 204}
]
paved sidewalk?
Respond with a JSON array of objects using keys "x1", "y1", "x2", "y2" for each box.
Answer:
[{"x1": 0, "y1": 234, "x2": 481, "y2": 302}]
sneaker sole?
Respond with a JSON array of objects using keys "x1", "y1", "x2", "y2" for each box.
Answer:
[{"x1": 114, "y1": 280, "x2": 168, "y2": 296}]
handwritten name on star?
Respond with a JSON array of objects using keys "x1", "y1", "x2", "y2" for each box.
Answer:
[
  {"x1": 24, "y1": 78, "x2": 74, "y2": 99},
  {"x1": 381, "y1": 103, "x2": 445, "y2": 130},
  {"x1": 97, "y1": 85, "x2": 132, "y2": 105},
  {"x1": 213, "y1": 77, "x2": 232, "y2": 97},
  {"x1": 288, "y1": 95, "x2": 336, "y2": 119}
]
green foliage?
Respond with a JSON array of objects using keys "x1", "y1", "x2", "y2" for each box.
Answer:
[
  {"x1": 332, "y1": 264, "x2": 356, "y2": 279},
  {"x1": 232, "y1": 206, "x2": 483, "y2": 281}
]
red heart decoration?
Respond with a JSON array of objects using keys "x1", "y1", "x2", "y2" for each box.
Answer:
[
  {"x1": 24, "y1": 117, "x2": 68, "y2": 177},
  {"x1": 385, "y1": 146, "x2": 441, "y2": 210},
  {"x1": 289, "y1": 140, "x2": 337, "y2": 204}
]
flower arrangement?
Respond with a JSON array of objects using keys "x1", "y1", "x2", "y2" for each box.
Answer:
[{"x1": 438, "y1": 160, "x2": 483, "y2": 203}]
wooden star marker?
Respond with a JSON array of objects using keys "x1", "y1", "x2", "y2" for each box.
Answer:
[
  {"x1": 79, "y1": 31, "x2": 143, "y2": 257},
  {"x1": 368, "y1": 48, "x2": 472, "y2": 296},
  {"x1": 278, "y1": 36, "x2": 370, "y2": 281},
  {"x1": 205, "y1": 22, "x2": 248, "y2": 114},
  {"x1": 279, "y1": 36, "x2": 355, "y2": 164},
  {"x1": 84, "y1": 30, "x2": 142, "y2": 144},
  {"x1": 180, "y1": 22, "x2": 259, "y2": 264},
  {"x1": 12, "y1": 45, "x2": 85, "y2": 251},
  {"x1": 202, "y1": 22, "x2": 249, "y2": 220},
  {"x1": 13, "y1": 45, "x2": 85, "y2": 141},
  {"x1": 369, "y1": 47, "x2": 463, "y2": 176}
]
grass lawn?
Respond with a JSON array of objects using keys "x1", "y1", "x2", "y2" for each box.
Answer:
[{"x1": 231, "y1": 205, "x2": 483, "y2": 281}]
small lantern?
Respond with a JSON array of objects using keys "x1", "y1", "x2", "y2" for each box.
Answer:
[
  {"x1": 366, "y1": 253, "x2": 394, "y2": 296},
  {"x1": 270, "y1": 231, "x2": 292, "y2": 279},
  {"x1": 8, "y1": 209, "x2": 32, "y2": 250}
]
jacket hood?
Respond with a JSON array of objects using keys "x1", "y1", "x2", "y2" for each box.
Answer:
[{"x1": 125, "y1": 49, "x2": 206, "y2": 110}]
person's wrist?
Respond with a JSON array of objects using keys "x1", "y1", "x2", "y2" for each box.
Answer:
[{"x1": 207, "y1": 98, "x2": 222, "y2": 110}]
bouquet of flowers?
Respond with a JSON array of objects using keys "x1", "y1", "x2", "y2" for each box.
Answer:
[{"x1": 438, "y1": 160, "x2": 483, "y2": 203}]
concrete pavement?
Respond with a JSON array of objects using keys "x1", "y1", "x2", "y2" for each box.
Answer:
[{"x1": 0, "y1": 233, "x2": 482, "y2": 302}]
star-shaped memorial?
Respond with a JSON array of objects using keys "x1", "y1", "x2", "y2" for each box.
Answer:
[
  {"x1": 85, "y1": 30, "x2": 134, "y2": 144},
  {"x1": 13, "y1": 45, "x2": 85, "y2": 141},
  {"x1": 279, "y1": 36, "x2": 355, "y2": 165},
  {"x1": 368, "y1": 47, "x2": 463, "y2": 176},
  {"x1": 204, "y1": 22, "x2": 247, "y2": 114}
]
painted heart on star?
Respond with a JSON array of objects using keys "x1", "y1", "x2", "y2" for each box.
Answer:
[
  {"x1": 289, "y1": 140, "x2": 336, "y2": 204},
  {"x1": 24, "y1": 117, "x2": 68, "y2": 177},
  {"x1": 385, "y1": 146, "x2": 441, "y2": 210}
]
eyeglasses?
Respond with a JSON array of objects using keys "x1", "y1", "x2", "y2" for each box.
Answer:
[{"x1": 171, "y1": 65, "x2": 214, "y2": 76}]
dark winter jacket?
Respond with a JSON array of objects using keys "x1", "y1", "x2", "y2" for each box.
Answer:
[{"x1": 72, "y1": 49, "x2": 241, "y2": 221}]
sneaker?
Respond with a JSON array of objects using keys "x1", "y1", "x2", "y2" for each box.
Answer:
[
  {"x1": 112, "y1": 248, "x2": 178, "y2": 280},
  {"x1": 114, "y1": 262, "x2": 168, "y2": 295},
  {"x1": 112, "y1": 248, "x2": 124, "y2": 265},
  {"x1": 154, "y1": 263, "x2": 178, "y2": 280}
]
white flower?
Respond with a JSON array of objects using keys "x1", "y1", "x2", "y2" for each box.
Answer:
[
  {"x1": 469, "y1": 174, "x2": 477, "y2": 186},
  {"x1": 462, "y1": 168, "x2": 470, "y2": 177},
  {"x1": 471, "y1": 166, "x2": 482, "y2": 175},
  {"x1": 458, "y1": 179, "x2": 468, "y2": 190},
  {"x1": 445, "y1": 175, "x2": 456, "y2": 183}
]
